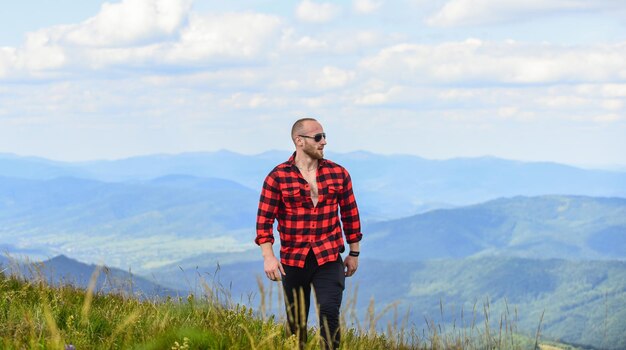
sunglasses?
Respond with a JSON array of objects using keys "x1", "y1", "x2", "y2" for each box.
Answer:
[{"x1": 298, "y1": 133, "x2": 326, "y2": 142}]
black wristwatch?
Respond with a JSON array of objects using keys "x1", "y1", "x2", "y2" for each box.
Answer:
[{"x1": 349, "y1": 251, "x2": 360, "y2": 257}]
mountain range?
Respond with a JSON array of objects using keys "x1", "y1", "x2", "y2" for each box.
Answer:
[
  {"x1": 1, "y1": 151, "x2": 625, "y2": 348},
  {"x1": 0, "y1": 174, "x2": 258, "y2": 270},
  {"x1": 352, "y1": 256, "x2": 626, "y2": 349},
  {"x1": 0, "y1": 254, "x2": 178, "y2": 299},
  {"x1": 2, "y1": 150, "x2": 625, "y2": 220},
  {"x1": 364, "y1": 195, "x2": 626, "y2": 261}
]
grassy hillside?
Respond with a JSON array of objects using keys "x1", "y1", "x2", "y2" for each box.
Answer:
[
  {"x1": 150, "y1": 256, "x2": 626, "y2": 349},
  {"x1": 0, "y1": 270, "x2": 564, "y2": 350},
  {"x1": 0, "y1": 269, "x2": 290, "y2": 349}
]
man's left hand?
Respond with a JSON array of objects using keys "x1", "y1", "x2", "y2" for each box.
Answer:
[{"x1": 344, "y1": 255, "x2": 358, "y2": 277}]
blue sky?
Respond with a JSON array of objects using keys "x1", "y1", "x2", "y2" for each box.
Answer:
[{"x1": 1, "y1": 0, "x2": 625, "y2": 168}]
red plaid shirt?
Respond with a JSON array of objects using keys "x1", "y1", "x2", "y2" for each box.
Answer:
[{"x1": 255, "y1": 153, "x2": 362, "y2": 268}]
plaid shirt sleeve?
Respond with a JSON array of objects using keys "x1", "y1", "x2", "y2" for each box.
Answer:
[
  {"x1": 338, "y1": 170, "x2": 362, "y2": 244},
  {"x1": 255, "y1": 170, "x2": 280, "y2": 246}
]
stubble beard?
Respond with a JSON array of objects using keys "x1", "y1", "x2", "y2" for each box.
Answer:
[{"x1": 304, "y1": 144, "x2": 324, "y2": 160}]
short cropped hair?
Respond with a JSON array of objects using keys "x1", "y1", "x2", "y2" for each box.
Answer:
[{"x1": 291, "y1": 117, "x2": 318, "y2": 140}]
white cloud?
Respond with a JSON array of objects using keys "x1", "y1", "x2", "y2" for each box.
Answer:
[
  {"x1": 346, "y1": 79, "x2": 626, "y2": 124},
  {"x1": 602, "y1": 84, "x2": 626, "y2": 97},
  {"x1": 0, "y1": 0, "x2": 192, "y2": 77},
  {"x1": 360, "y1": 39, "x2": 626, "y2": 85},
  {"x1": 280, "y1": 29, "x2": 330, "y2": 53},
  {"x1": 536, "y1": 95, "x2": 590, "y2": 109},
  {"x1": 353, "y1": 0, "x2": 384, "y2": 14},
  {"x1": 592, "y1": 113, "x2": 623, "y2": 122},
  {"x1": 164, "y1": 12, "x2": 281, "y2": 63},
  {"x1": 0, "y1": 7, "x2": 282, "y2": 77},
  {"x1": 273, "y1": 79, "x2": 301, "y2": 91},
  {"x1": 0, "y1": 35, "x2": 67, "y2": 78},
  {"x1": 315, "y1": 66, "x2": 355, "y2": 89},
  {"x1": 279, "y1": 29, "x2": 394, "y2": 56},
  {"x1": 576, "y1": 83, "x2": 626, "y2": 98},
  {"x1": 145, "y1": 69, "x2": 271, "y2": 90},
  {"x1": 601, "y1": 99, "x2": 623, "y2": 110},
  {"x1": 77, "y1": 12, "x2": 282, "y2": 67},
  {"x1": 296, "y1": 0, "x2": 341, "y2": 23},
  {"x1": 294, "y1": 36, "x2": 329, "y2": 51},
  {"x1": 0, "y1": 48, "x2": 17, "y2": 77},
  {"x1": 353, "y1": 80, "x2": 404, "y2": 105},
  {"x1": 223, "y1": 93, "x2": 277, "y2": 109},
  {"x1": 354, "y1": 91, "x2": 390, "y2": 105},
  {"x1": 61, "y1": 0, "x2": 192, "y2": 47},
  {"x1": 427, "y1": 0, "x2": 624, "y2": 27}
]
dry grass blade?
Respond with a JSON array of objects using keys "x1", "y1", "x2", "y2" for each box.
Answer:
[
  {"x1": 81, "y1": 264, "x2": 103, "y2": 324},
  {"x1": 256, "y1": 275, "x2": 267, "y2": 321},
  {"x1": 105, "y1": 309, "x2": 141, "y2": 348},
  {"x1": 42, "y1": 299, "x2": 63, "y2": 349},
  {"x1": 238, "y1": 323, "x2": 259, "y2": 350},
  {"x1": 534, "y1": 310, "x2": 545, "y2": 350}
]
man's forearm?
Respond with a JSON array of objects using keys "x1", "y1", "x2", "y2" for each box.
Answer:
[
  {"x1": 260, "y1": 242, "x2": 275, "y2": 258},
  {"x1": 348, "y1": 242, "x2": 360, "y2": 252}
]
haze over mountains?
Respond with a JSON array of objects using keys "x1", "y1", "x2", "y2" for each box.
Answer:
[
  {"x1": 1, "y1": 151, "x2": 625, "y2": 348},
  {"x1": 2, "y1": 150, "x2": 625, "y2": 220}
]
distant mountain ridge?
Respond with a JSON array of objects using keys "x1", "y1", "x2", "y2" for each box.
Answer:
[
  {"x1": 2, "y1": 150, "x2": 625, "y2": 219},
  {"x1": 364, "y1": 195, "x2": 626, "y2": 261},
  {"x1": 0, "y1": 254, "x2": 180, "y2": 298},
  {"x1": 0, "y1": 175, "x2": 257, "y2": 233}
]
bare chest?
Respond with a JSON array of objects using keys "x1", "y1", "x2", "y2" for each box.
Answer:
[{"x1": 301, "y1": 171, "x2": 319, "y2": 206}]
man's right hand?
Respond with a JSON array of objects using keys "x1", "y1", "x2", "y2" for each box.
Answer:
[{"x1": 264, "y1": 255, "x2": 286, "y2": 281}]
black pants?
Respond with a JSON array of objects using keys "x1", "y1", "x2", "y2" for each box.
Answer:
[{"x1": 282, "y1": 250, "x2": 345, "y2": 350}]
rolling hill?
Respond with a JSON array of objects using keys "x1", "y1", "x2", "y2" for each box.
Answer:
[
  {"x1": 357, "y1": 257, "x2": 626, "y2": 349},
  {"x1": 0, "y1": 254, "x2": 180, "y2": 298},
  {"x1": 364, "y1": 195, "x2": 626, "y2": 261},
  {"x1": 0, "y1": 175, "x2": 259, "y2": 270}
]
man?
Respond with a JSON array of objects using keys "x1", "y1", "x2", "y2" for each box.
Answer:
[{"x1": 255, "y1": 118, "x2": 362, "y2": 350}]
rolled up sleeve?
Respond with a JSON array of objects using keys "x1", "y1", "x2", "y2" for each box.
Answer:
[
  {"x1": 339, "y1": 171, "x2": 362, "y2": 243},
  {"x1": 255, "y1": 172, "x2": 280, "y2": 246}
]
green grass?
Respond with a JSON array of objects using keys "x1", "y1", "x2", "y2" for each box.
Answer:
[{"x1": 0, "y1": 268, "x2": 561, "y2": 349}]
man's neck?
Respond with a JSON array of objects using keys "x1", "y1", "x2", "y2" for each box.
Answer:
[{"x1": 295, "y1": 151, "x2": 318, "y2": 170}]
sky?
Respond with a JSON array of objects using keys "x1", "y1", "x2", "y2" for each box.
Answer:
[{"x1": 1, "y1": 0, "x2": 625, "y2": 168}]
